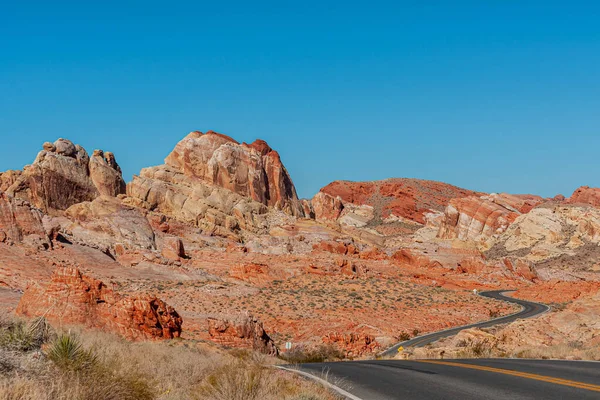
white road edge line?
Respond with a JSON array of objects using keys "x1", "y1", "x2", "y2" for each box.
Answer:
[{"x1": 275, "y1": 366, "x2": 364, "y2": 400}]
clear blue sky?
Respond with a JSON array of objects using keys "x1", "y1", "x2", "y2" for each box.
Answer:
[{"x1": 1, "y1": 1, "x2": 599, "y2": 199}]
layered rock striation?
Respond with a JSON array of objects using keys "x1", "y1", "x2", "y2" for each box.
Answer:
[{"x1": 437, "y1": 194, "x2": 544, "y2": 242}]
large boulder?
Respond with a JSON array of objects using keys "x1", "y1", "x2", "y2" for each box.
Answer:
[
  {"x1": 164, "y1": 131, "x2": 302, "y2": 215},
  {"x1": 6, "y1": 139, "x2": 125, "y2": 213},
  {"x1": 64, "y1": 196, "x2": 156, "y2": 251},
  {"x1": 16, "y1": 266, "x2": 182, "y2": 340},
  {"x1": 208, "y1": 314, "x2": 278, "y2": 355},
  {"x1": 126, "y1": 131, "x2": 302, "y2": 239}
]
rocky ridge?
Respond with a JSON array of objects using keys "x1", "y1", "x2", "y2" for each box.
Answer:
[{"x1": 1, "y1": 130, "x2": 600, "y2": 360}]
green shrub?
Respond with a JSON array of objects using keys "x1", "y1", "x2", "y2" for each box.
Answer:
[{"x1": 47, "y1": 333, "x2": 98, "y2": 371}]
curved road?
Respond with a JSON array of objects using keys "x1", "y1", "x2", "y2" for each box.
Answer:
[
  {"x1": 380, "y1": 290, "x2": 550, "y2": 357},
  {"x1": 284, "y1": 290, "x2": 582, "y2": 399}
]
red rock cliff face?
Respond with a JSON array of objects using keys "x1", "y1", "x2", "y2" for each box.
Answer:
[
  {"x1": 6, "y1": 139, "x2": 125, "y2": 213},
  {"x1": 16, "y1": 267, "x2": 182, "y2": 340},
  {"x1": 164, "y1": 131, "x2": 302, "y2": 216},
  {"x1": 318, "y1": 178, "x2": 481, "y2": 224}
]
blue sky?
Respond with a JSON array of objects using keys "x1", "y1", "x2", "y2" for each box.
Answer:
[{"x1": 1, "y1": 1, "x2": 599, "y2": 199}]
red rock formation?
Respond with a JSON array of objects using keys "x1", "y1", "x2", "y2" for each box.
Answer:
[
  {"x1": 0, "y1": 170, "x2": 22, "y2": 192},
  {"x1": 161, "y1": 237, "x2": 185, "y2": 260},
  {"x1": 316, "y1": 178, "x2": 481, "y2": 224},
  {"x1": 208, "y1": 314, "x2": 278, "y2": 355},
  {"x1": 391, "y1": 249, "x2": 442, "y2": 268},
  {"x1": 163, "y1": 131, "x2": 302, "y2": 215},
  {"x1": 6, "y1": 139, "x2": 125, "y2": 213},
  {"x1": 322, "y1": 332, "x2": 380, "y2": 358},
  {"x1": 437, "y1": 196, "x2": 522, "y2": 241},
  {"x1": 502, "y1": 258, "x2": 538, "y2": 282},
  {"x1": 335, "y1": 258, "x2": 369, "y2": 278},
  {"x1": 311, "y1": 192, "x2": 344, "y2": 222},
  {"x1": 359, "y1": 247, "x2": 387, "y2": 260},
  {"x1": 567, "y1": 186, "x2": 600, "y2": 208},
  {"x1": 312, "y1": 240, "x2": 350, "y2": 255},
  {"x1": 16, "y1": 266, "x2": 182, "y2": 340},
  {"x1": 0, "y1": 192, "x2": 48, "y2": 246},
  {"x1": 229, "y1": 262, "x2": 274, "y2": 284}
]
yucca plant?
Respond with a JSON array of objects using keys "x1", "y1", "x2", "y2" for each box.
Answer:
[{"x1": 47, "y1": 333, "x2": 98, "y2": 371}]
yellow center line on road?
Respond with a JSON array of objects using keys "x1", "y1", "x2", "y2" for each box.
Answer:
[{"x1": 416, "y1": 360, "x2": 600, "y2": 393}]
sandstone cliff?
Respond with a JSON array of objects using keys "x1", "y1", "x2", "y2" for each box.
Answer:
[
  {"x1": 6, "y1": 139, "x2": 125, "y2": 213},
  {"x1": 437, "y1": 193, "x2": 544, "y2": 242},
  {"x1": 164, "y1": 131, "x2": 302, "y2": 215},
  {"x1": 126, "y1": 131, "x2": 302, "y2": 239}
]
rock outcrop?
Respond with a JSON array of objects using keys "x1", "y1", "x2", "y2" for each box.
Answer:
[
  {"x1": 486, "y1": 205, "x2": 600, "y2": 262},
  {"x1": 322, "y1": 332, "x2": 381, "y2": 358},
  {"x1": 0, "y1": 192, "x2": 49, "y2": 246},
  {"x1": 161, "y1": 237, "x2": 185, "y2": 261},
  {"x1": 437, "y1": 194, "x2": 544, "y2": 242},
  {"x1": 311, "y1": 192, "x2": 344, "y2": 222},
  {"x1": 567, "y1": 186, "x2": 600, "y2": 208},
  {"x1": 437, "y1": 196, "x2": 520, "y2": 241},
  {"x1": 208, "y1": 314, "x2": 278, "y2": 355},
  {"x1": 16, "y1": 266, "x2": 182, "y2": 340},
  {"x1": 127, "y1": 131, "x2": 303, "y2": 239},
  {"x1": 164, "y1": 131, "x2": 302, "y2": 215},
  {"x1": 6, "y1": 139, "x2": 125, "y2": 212},
  {"x1": 317, "y1": 179, "x2": 481, "y2": 225},
  {"x1": 64, "y1": 196, "x2": 156, "y2": 251}
]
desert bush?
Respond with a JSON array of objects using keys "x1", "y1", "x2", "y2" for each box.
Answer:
[
  {"x1": 0, "y1": 317, "x2": 52, "y2": 352},
  {"x1": 281, "y1": 344, "x2": 344, "y2": 364},
  {"x1": 47, "y1": 333, "x2": 98, "y2": 371},
  {"x1": 398, "y1": 331, "x2": 411, "y2": 341}
]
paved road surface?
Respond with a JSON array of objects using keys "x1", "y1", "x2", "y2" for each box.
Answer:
[
  {"x1": 380, "y1": 290, "x2": 549, "y2": 357},
  {"x1": 297, "y1": 359, "x2": 600, "y2": 399},
  {"x1": 285, "y1": 291, "x2": 577, "y2": 399}
]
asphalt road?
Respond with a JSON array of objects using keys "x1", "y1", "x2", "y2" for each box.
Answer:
[
  {"x1": 285, "y1": 290, "x2": 572, "y2": 399},
  {"x1": 380, "y1": 290, "x2": 550, "y2": 357},
  {"x1": 296, "y1": 359, "x2": 600, "y2": 399}
]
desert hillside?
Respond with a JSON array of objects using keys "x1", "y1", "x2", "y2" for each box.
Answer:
[{"x1": 1, "y1": 131, "x2": 599, "y2": 369}]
